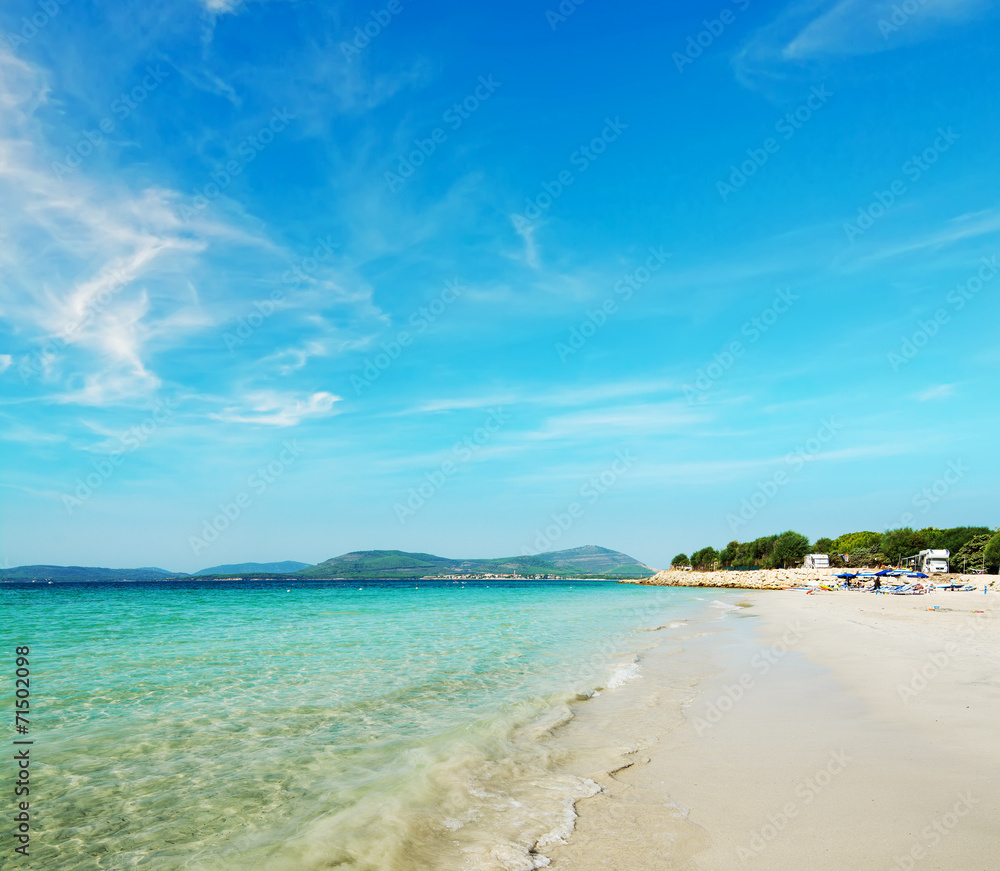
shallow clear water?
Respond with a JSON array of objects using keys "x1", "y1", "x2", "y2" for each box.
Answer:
[{"x1": 1, "y1": 579, "x2": 709, "y2": 870}]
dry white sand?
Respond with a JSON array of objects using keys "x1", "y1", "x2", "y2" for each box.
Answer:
[{"x1": 547, "y1": 589, "x2": 999, "y2": 871}]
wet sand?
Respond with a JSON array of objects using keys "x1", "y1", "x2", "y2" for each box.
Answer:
[{"x1": 548, "y1": 590, "x2": 999, "y2": 870}]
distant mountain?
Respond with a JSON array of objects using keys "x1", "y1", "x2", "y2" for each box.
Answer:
[
  {"x1": 0, "y1": 565, "x2": 184, "y2": 582},
  {"x1": 295, "y1": 551, "x2": 460, "y2": 579},
  {"x1": 192, "y1": 561, "x2": 312, "y2": 576},
  {"x1": 538, "y1": 545, "x2": 654, "y2": 576},
  {"x1": 296, "y1": 546, "x2": 653, "y2": 579},
  {"x1": 1, "y1": 547, "x2": 653, "y2": 583}
]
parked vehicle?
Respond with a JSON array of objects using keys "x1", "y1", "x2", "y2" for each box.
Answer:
[{"x1": 903, "y1": 549, "x2": 950, "y2": 574}]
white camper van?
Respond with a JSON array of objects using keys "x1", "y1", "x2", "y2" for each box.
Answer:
[
  {"x1": 803, "y1": 554, "x2": 830, "y2": 569},
  {"x1": 904, "y1": 549, "x2": 950, "y2": 574}
]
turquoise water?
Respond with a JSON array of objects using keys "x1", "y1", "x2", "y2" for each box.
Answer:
[{"x1": 1, "y1": 579, "x2": 709, "y2": 870}]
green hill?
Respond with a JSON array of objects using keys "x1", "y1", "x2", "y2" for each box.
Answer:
[
  {"x1": 192, "y1": 561, "x2": 311, "y2": 576},
  {"x1": 541, "y1": 545, "x2": 653, "y2": 575},
  {"x1": 296, "y1": 546, "x2": 653, "y2": 579},
  {"x1": 0, "y1": 565, "x2": 183, "y2": 582},
  {"x1": 295, "y1": 551, "x2": 457, "y2": 579}
]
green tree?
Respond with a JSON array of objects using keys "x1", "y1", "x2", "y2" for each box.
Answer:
[
  {"x1": 733, "y1": 541, "x2": 755, "y2": 566},
  {"x1": 690, "y1": 547, "x2": 719, "y2": 571},
  {"x1": 952, "y1": 534, "x2": 992, "y2": 572},
  {"x1": 767, "y1": 530, "x2": 810, "y2": 568},
  {"x1": 984, "y1": 532, "x2": 1000, "y2": 573},
  {"x1": 812, "y1": 537, "x2": 834, "y2": 555},
  {"x1": 831, "y1": 531, "x2": 882, "y2": 555},
  {"x1": 718, "y1": 541, "x2": 739, "y2": 567},
  {"x1": 847, "y1": 548, "x2": 884, "y2": 568},
  {"x1": 879, "y1": 527, "x2": 928, "y2": 564},
  {"x1": 750, "y1": 535, "x2": 779, "y2": 564},
  {"x1": 922, "y1": 526, "x2": 992, "y2": 555},
  {"x1": 671, "y1": 553, "x2": 690, "y2": 568}
]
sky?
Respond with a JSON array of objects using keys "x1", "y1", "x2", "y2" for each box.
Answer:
[{"x1": 1, "y1": 0, "x2": 998, "y2": 573}]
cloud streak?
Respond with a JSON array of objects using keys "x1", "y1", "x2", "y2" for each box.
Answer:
[
  {"x1": 734, "y1": 0, "x2": 992, "y2": 88},
  {"x1": 209, "y1": 390, "x2": 341, "y2": 426}
]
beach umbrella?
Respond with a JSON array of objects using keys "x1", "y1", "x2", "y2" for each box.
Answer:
[
  {"x1": 835, "y1": 572, "x2": 856, "y2": 579},
  {"x1": 906, "y1": 572, "x2": 928, "y2": 578}
]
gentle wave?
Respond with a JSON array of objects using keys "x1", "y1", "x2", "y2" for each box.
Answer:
[{"x1": 605, "y1": 660, "x2": 641, "y2": 689}]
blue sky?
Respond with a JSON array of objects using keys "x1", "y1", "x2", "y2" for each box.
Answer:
[{"x1": 1, "y1": 0, "x2": 998, "y2": 573}]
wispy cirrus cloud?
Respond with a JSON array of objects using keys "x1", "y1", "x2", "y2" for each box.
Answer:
[
  {"x1": 635, "y1": 441, "x2": 919, "y2": 486},
  {"x1": 202, "y1": 0, "x2": 248, "y2": 13},
  {"x1": 402, "y1": 378, "x2": 682, "y2": 415},
  {"x1": 209, "y1": 389, "x2": 341, "y2": 426},
  {"x1": 513, "y1": 222, "x2": 541, "y2": 270},
  {"x1": 260, "y1": 340, "x2": 344, "y2": 376},
  {"x1": 734, "y1": 0, "x2": 993, "y2": 88},
  {"x1": 0, "y1": 43, "x2": 376, "y2": 415},
  {"x1": 0, "y1": 48, "x2": 219, "y2": 404},
  {"x1": 526, "y1": 403, "x2": 707, "y2": 442},
  {"x1": 915, "y1": 384, "x2": 955, "y2": 401},
  {"x1": 843, "y1": 209, "x2": 1000, "y2": 269}
]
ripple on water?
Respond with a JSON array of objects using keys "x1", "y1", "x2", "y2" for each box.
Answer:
[{"x1": 1, "y1": 579, "x2": 712, "y2": 870}]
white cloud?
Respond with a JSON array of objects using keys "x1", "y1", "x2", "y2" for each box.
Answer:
[
  {"x1": 637, "y1": 441, "x2": 916, "y2": 485},
  {"x1": 0, "y1": 354, "x2": 11, "y2": 374},
  {"x1": 174, "y1": 65, "x2": 241, "y2": 106},
  {"x1": 527, "y1": 403, "x2": 706, "y2": 442},
  {"x1": 411, "y1": 394, "x2": 520, "y2": 414},
  {"x1": 55, "y1": 366, "x2": 162, "y2": 408},
  {"x1": 0, "y1": 50, "x2": 198, "y2": 402},
  {"x1": 0, "y1": 47, "x2": 313, "y2": 409},
  {"x1": 203, "y1": 0, "x2": 246, "y2": 14},
  {"x1": 404, "y1": 378, "x2": 681, "y2": 415},
  {"x1": 1, "y1": 39, "x2": 403, "y2": 426},
  {"x1": 264, "y1": 341, "x2": 330, "y2": 375},
  {"x1": 210, "y1": 390, "x2": 341, "y2": 426},
  {"x1": 845, "y1": 210, "x2": 1000, "y2": 269},
  {"x1": 794, "y1": 0, "x2": 990, "y2": 58},
  {"x1": 915, "y1": 384, "x2": 955, "y2": 401},
  {"x1": 514, "y1": 221, "x2": 541, "y2": 270},
  {"x1": 734, "y1": 0, "x2": 993, "y2": 87}
]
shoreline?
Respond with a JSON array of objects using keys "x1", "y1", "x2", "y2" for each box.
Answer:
[
  {"x1": 550, "y1": 588, "x2": 999, "y2": 870},
  {"x1": 535, "y1": 592, "x2": 741, "y2": 869}
]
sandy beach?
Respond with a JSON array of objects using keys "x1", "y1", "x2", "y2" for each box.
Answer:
[{"x1": 549, "y1": 588, "x2": 999, "y2": 870}]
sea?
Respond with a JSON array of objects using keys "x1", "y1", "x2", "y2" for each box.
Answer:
[{"x1": 1, "y1": 579, "x2": 732, "y2": 870}]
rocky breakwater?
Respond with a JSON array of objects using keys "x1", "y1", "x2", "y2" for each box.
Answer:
[{"x1": 622, "y1": 568, "x2": 840, "y2": 590}]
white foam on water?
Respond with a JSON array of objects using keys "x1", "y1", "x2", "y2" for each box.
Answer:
[
  {"x1": 479, "y1": 775, "x2": 601, "y2": 871},
  {"x1": 489, "y1": 842, "x2": 550, "y2": 871},
  {"x1": 606, "y1": 660, "x2": 641, "y2": 689},
  {"x1": 533, "y1": 779, "x2": 602, "y2": 850}
]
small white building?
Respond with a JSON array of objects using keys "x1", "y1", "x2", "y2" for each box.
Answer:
[{"x1": 803, "y1": 554, "x2": 830, "y2": 569}]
